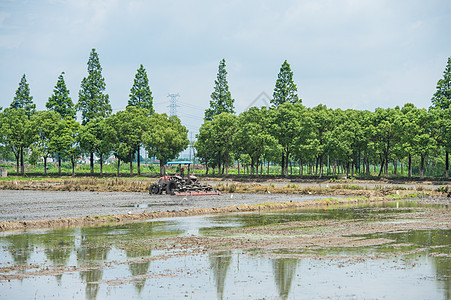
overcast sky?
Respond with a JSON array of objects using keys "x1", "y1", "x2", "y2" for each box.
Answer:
[{"x1": 1, "y1": 0, "x2": 450, "y2": 134}]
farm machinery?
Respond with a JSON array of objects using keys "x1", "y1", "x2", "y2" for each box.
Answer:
[{"x1": 148, "y1": 161, "x2": 221, "y2": 196}]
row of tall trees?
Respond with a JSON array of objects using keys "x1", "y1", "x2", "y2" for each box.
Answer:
[
  {"x1": 0, "y1": 49, "x2": 189, "y2": 175},
  {"x1": 196, "y1": 57, "x2": 451, "y2": 179}
]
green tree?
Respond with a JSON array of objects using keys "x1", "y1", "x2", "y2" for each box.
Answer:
[
  {"x1": 107, "y1": 107, "x2": 150, "y2": 175},
  {"x1": 50, "y1": 118, "x2": 81, "y2": 175},
  {"x1": 79, "y1": 118, "x2": 112, "y2": 174},
  {"x1": 368, "y1": 107, "x2": 402, "y2": 176},
  {"x1": 142, "y1": 113, "x2": 189, "y2": 175},
  {"x1": 196, "y1": 113, "x2": 237, "y2": 175},
  {"x1": 10, "y1": 74, "x2": 36, "y2": 117},
  {"x1": 204, "y1": 59, "x2": 235, "y2": 121},
  {"x1": 30, "y1": 111, "x2": 61, "y2": 175},
  {"x1": 128, "y1": 65, "x2": 154, "y2": 174},
  {"x1": 46, "y1": 72, "x2": 76, "y2": 119},
  {"x1": 431, "y1": 57, "x2": 451, "y2": 110},
  {"x1": 195, "y1": 121, "x2": 217, "y2": 173},
  {"x1": 77, "y1": 48, "x2": 111, "y2": 125},
  {"x1": 0, "y1": 108, "x2": 35, "y2": 174},
  {"x1": 235, "y1": 107, "x2": 277, "y2": 175},
  {"x1": 128, "y1": 64, "x2": 154, "y2": 114},
  {"x1": 270, "y1": 102, "x2": 305, "y2": 176},
  {"x1": 431, "y1": 57, "x2": 451, "y2": 177},
  {"x1": 271, "y1": 60, "x2": 300, "y2": 108}
]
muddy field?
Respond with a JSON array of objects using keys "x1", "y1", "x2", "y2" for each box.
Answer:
[
  {"x1": 0, "y1": 190, "x2": 340, "y2": 222},
  {"x1": 0, "y1": 200, "x2": 449, "y2": 299}
]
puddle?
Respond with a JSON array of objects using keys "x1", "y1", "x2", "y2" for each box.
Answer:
[{"x1": 0, "y1": 200, "x2": 449, "y2": 299}]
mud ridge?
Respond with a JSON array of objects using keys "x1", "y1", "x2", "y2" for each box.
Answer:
[{"x1": 0, "y1": 196, "x2": 391, "y2": 231}]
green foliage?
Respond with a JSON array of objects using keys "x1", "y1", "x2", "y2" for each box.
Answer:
[
  {"x1": 46, "y1": 72, "x2": 76, "y2": 119},
  {"x1": 30, "y1": 111, "x2": 61, "y2": 173},
  {"x1": 78, "y1": 117, "x2": 112, "y2": 173},
  {"x1": 142, "y1": 113, "x2": 189, "y2": 173},
  {"x1": 10, "y1": 74, "x2": 36, "y2": 117},
  {"x1": 0, "y1": 108, "x2": 35, "y2": 174},
  {"x1": 271, "y1": 60, "x2": 300, "y2": 107},
  {"x1": 77, "y1": 49, "x2": 112, "y2": 125},
  {"x1": 431, "y1": 56, "x2": 451, "y2": 110},
  {"x1": 128, "y1": 64, "x2": 154, "y2": 115},
  {"x1": 204, "y1": 59, "x2": 235, "y2": 121},
  {"x1": 107, "y1": 106, "x2": 151, "y2": 174},
  {"x1": 195, "y1": 113, "x2": 237, "y2": 174},
  {"x1": 235, "y1": 107, "x2": 277, "y2": 174}
]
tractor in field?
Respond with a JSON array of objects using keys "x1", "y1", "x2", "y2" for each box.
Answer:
[{"x1": 148, "y1": 161, "x2": 221, "y2": 196}]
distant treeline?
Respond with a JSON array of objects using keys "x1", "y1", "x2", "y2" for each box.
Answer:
[{"x1": 1, "y1": 49, "x2": 450, "y2": 179}]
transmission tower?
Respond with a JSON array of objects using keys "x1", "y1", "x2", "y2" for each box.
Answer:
[{"x1": 167, "y1": 93, "x2": 180, "y2": 117}]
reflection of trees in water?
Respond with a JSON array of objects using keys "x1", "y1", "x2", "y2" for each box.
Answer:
[
  {"x1": 77, "y1": 227, "x2": 113, "y2": 300},
  {"x1": 209, "y1": 251, "x2": 232, "y2": 300},
  {"x1": 4, "y1": 233, "x2": 35, "y2": 265},
  {"x1": 80, "y1": 269, "x2": 103, "y2": 300},
  {"x1": 433, "y1": 257, "x2": 450, "y2": 300},
  {"x1": 126, "y1": 248, "x2": 152, "y2": 293},
  {"x1": 40, "y1": 229, "x2": 76, "y2": 283},
  {"x1": 385, "y1": 229, "x2": 450, "y2": 300},
  {"x1": 272, "y1": 258, "x2": 298, "y2": 300}
]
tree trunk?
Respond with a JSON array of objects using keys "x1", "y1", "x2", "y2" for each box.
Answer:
[
  {"x1": 290, "y1": 160, "x2": 292, "y2": 175},
  {"x1": 90, "y1": 152, "x2": 94, "y2": 174},
  {"x1": 267, "y1": 161, "x2": 270, "y2": 175},
  {"x1": 58, "y1": 156, "x2": 62, "y2": 175},
  {"x1": 100, "y1": 153, "x2": 103, "y2": 175},
  {"x1": 44, "y1": 157, "x2": 47, "y2": 175},
  {"x1": 117, "y1": 159, "x2": 121, "y2": 176},
  {"x1": 333, "y1": 159, "x2": 337, "y2": 176},
  {"x1": 14, "y1": 151, "x2": 19, "y2": 175},
  {"x1": 137, "y1": 147, "x2": 141, "y2": 175},
  {"x1": 71, "y1": 157, "x2": 76, "y2": 175},
  {"x1": 285, "y1": 152, "x2": 289, "y2": 176},
  {"x1": 446, "y1": 151, "x2": 449, "y2": 178},
  {"x1": 130, "y1": 152, "x2": 134, "y2": 175},
  {"x1": 315, "y1": 157, "x2": 319, "y2": 176},
  {"x1": 159, "y1": 160, "x2": 165, "y2": 176},
  {"x1": 408, "y1": 154, "x2": 412, "y2": 178},
  {"x1": 393, "y1": 160, "x2": 397, "y2": 175},
  {"x1": 378, "y1": 158, "x2": 385, "y2": 177},
  {"x1": 420, "y1": 156, "x2": 425, "y2": 179},
  {"x1": 237, "y1": 161, "x2": 240, "y2": 175},
  {"x1": 281, "y1": 154, "x2": 285, "y2": 176},
  {"x1": 20, "y1": 147, "x2": 24, "y2": 175},
  {"x1": 319, "y1": 156, "x2": 323, "y2": 178}
]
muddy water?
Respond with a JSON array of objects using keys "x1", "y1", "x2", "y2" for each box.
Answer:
[{"x1": 0, "y1": 201, "x2": 449, "y2": 299}]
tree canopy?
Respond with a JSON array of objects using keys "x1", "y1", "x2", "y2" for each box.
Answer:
[
  {"x1": 10, "y1": 74, "x2": 36, "y2": 117},
  {"x1": 77, "y1": 48, "x2": 112, "y2": 125},
  {"x1": 46, "y1": 72, "x2": 76, "y2": 119},
  {"x1": 143, "y1": 113, "x2": 189, "y2": 175},
  {"x1": 128, "y1": 64, "x2": 154, "y2": 115},
  {"x1": 204, "y1": 59, "x2": 235, "y2": 121},
  {"x1": 271, "y1": 60, "x2": 300, "y2": 108}
]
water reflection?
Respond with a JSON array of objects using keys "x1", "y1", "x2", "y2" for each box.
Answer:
[
  {"x1": 0, "y1": 201, "x2": 449, "y2": 299},
  {"x1": 272, "y1": 258, "x2": 298, "y2": 300},
  {"x1": 209, "y1": 251, "x2": 232, "y2": 300}
]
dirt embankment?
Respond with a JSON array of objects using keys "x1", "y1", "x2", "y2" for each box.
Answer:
[{"x1": 0, "y1": 195, "x2": 424, "y2": 232}]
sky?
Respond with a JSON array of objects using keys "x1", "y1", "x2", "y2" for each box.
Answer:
[{"x1": 0, "y1": 0, "x2": 450, "y2": 136}]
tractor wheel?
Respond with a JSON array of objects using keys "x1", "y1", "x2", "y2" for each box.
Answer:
[
  {"x1": 166, "y1": 179, "x2": 179, "y2": 195},
  {"x1": 149, "y1": 183, "x2": 161, "y2": 195}
]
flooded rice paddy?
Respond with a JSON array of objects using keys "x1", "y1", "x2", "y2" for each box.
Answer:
[{"x1": 0, "y1": 200, "x2": 449, "y2": 299}]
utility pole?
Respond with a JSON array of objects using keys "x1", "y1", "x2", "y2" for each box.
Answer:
[{"x1": 167, "y1": 93, "x2": 180, "y2": 117}]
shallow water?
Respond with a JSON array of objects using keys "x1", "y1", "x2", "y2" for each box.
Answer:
[{"x1": 0, "y1": 200, "x2": 449, "y2": 299}]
